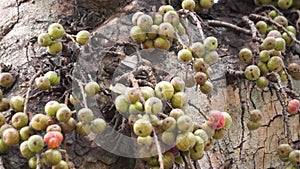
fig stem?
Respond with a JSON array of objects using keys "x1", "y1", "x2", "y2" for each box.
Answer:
[
  {"x1": 188, "y1": 101, "x2": 209, "y2": 120},
  {"x1": 24, "y1": 68, "x2": 43, "y2": 120}
]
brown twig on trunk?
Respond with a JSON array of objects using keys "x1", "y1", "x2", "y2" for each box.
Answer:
[
  {"x1": 242, "y1": 16, "x2": 258, "y2": 40},
  {"x1": 188, "y1": 101, "x2": 209, "y2": 120},
  {"x1": 207, "y1": 20, "x2": 251, "y2": 35},
  {"x1": 178, "y1": 9, "x2": 205, "y2": 41},
  {"x1": 249, "y1": 14, "x2": 300, "y2": 46},
  {"x1": 24, "y1": 68, "x2": 42, "y2": 120}
]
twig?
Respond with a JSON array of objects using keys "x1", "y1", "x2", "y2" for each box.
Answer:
[
  {"x1": 207, "y1": 20, "x2": 251, "y2": 35},
  {"x1": 65, "y1": 33, "x2": 80, "y2": 48},
  {"x1": 36, "y1": 153, "x2": 41, "y2": 169},
  {"x1": 254, "y1": 5, "x2": 283, "y2": 16},
  {"x1": 178, "y1": 9, "x2": 205, "y2": 41},
  {"x1": 188, "y1": 101, "x2": 209, "y2": 120},
  {"x1": 249, "y1": 14, "x2": 300, "y2": 46},
  {"x1": 242, "y1": 16, "x2": 257, "y2": 40},
  {"x1": 24, "y1": 69, "x2": 42, "y2": 120},
  {"x1": 181, "y1": 151, "x2": 195, "y2": 169},
  {"x1": 291, "y1": 10, "x2": 300, "y2": 30},
  {"x1": 66, "y1": 74, "x2": 88, "y2": 108},
  {"x1": 226, "y1": 68, "x2": 245, "y2": 78}
]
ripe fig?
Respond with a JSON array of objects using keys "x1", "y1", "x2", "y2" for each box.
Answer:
[{"x1": 287, "y1": 99, "x2": 300, "y2": 115}]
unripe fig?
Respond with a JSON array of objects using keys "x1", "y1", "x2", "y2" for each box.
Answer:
[
  {"x1": 147, "y1": 25, "x2": 158, "y2": 40},
  {"x1": 184, "y1": 72, "x2": 196, "y2": 88},
  {"x1": 2, "y1": 128, "x2": 19, "y2": 146},
  {"x1": 287, "y1": 99, "x2": 300, "y2": 115},
  {"x1": 158, "y1": 22, "x2": 175, "y2": 38},
  {"x1": 133, "y1": 119, "x2": 152, "y2": 137},
  {"x1": 222, "y1": 112, "x2": 232, "y2": 129},
  {"x1": 30, "y1": 114, "x2": 49, "y2": 131},
  {"x1": 152, "y1": 13, "x2": 163, "y2": 25},
  {"x1": 161, "y1": 131, "x2": 176, "y2": 145},
  {"x1": 200, "y1": 0, "x2": 214, "y2": 9},
  {"x1": 249, "y1": 109, "x2": 263, "y2": 122},
  {"x1": 190, "y1": 42, "x2": 205, "y2": 58},
  {"x1": 177, "y1": 115, "x2": 194, "y2": 132},
  {"x1": 53, "y1": 160, "x2": 68, "y2": 169},
  {"x1": 190, "y1": 142, "x2": 204, "y2": 160},
  {"x1": 247, "y1": 121, "x2": 260, "y2": 130},
  {"x1": 28, "y1": 135, "x2": 44, "y2": 153},
  {"x1": 154, "y1": 37, "x2": 171, "y2": 50},
  {"x1": 137, "y1": 14, "x2": 153, "y2": 32},
  {"x1": 282, "y1": 32, "x2": 295, "y2": 47},
  {"x1": 158, "y1": 5, "x2": 175, "y2": 15},
  {"x1": 267, "y1": 56, "x2": 284, "y2": 72},
  {"x1": 137, "y1": 135, "x2": 153, "y2": 147},
  {"x1": 48, "y1": 23, "x2": 65, "y2": 39},
  {"x1": 212, "y1": 129, "x2": 226, "y2": 139},
  {"x1": 144, "y1": 97, "x2": 163, "y2": 115},
  {"x1": 47, "y1": 41, "x2": 63, "y2": 55},
  {"x1": 259, "y1": 50, "x2": 270, "y2": 62},
  {"x1": 169, "y1": 109, "x2": 185, "y2": 120},
  {"x1": 125, "y1": 88, "x2": 140, "y2": 104},
  {"x1": 201, "y1": 123, "x2": 215, "y2": 138},
  {"x1": 130, "y1": 26, "x2": 146, "y2": 43},
  {"x1": 43, "y1": 149, "x2": 62, "y2": 166},
  {"x1": 0, "y1": 139, "x2": 9, "y2": 154},
  {"x1": 193, "y1": 58, "x2": 207, "y2": 72},
  {"x1": 277, "y1": 144, "x2": 293, "y2": 158},
  {"x1": 76, "y1": 30, "x2": 90, "y2": 45},
  {"x1": 239, "y1": 48, "x2": 253, "y2": 63},
  {"x1": 162, "y1": 152, "x2": 175, "y2": 169},
  {"x1": 45, "y1": 100, "x2": 61, "y2": 117},
  {"x1": 38, "y1": 33, "x2": 52, "y2": 47},
  {"x1": 275, "y1": 37, "x2": 286, "y2": 51},
  {"x1": 0, "y1": 114, "x2": 5, "y2": 128},
  {"x1": 10, "y1": 95, "x2": 24, "y2": 112},
  {"x1": 0, "y1": 98, "x2": 10, "y2": 112},
  {"x1": 171, "y1": 77, "x2": 185, "y2": 92},
  {"x1": 194, "y1": 72, "x2": 207, "y2": 85},
  {"x1": 140, "y1": 86, "x2": 155, "y2": 101},
  {"x1": 76, "y1": 122, "x2": 90, "y2": 136},
  {"x1": 194, "y1": 129, "x2": 209, "y2": 144},
  {"x1": 289, "y1": 150, "x2": 300, "y2": 166},
  {"x1": 286, "y1": 25, "x2": 296, "y2": 35},
  {"x1": 155, "y1": 81, "x2": 174, "y2": 101},
  {"x1": 256, "y1": 21, "x2": 268, "y2": 34},
  {"x1": 115, "y1": 95, "x2": 129, "y2": 113},
  {"x1": 91, "y1": 118, "x2": 106, "y2": 134},
  {"x1": 204, "y1": 50, "x2": 219, "y2": 65},
  {"x1": 20, "y1": 141, "x2": 35, "y2": 159},
  {"x1": 60, "y1": 117, "x2": 76, "y2": 133},
  {"x1": 0, "y1": 124, "x2": 13, "y2": 137},
  {"x1": 46, "y1": 124, "x2": 61, "y2": 133},
  {"x1": 268, "y1": 10, "x2": 278, "y2": 19},
  {"x1": 35, "y1": 76, "x2": 51, "y2": 90},
  {"x1": 244, "y1": 65, "x2": 261, "y2": 81},
  {"x1": 182, "y1": 0, "x2": 195, "y2": 10},
  {"x1": 176, "y1": 23, "x2": 186, "y2": 36},
  {"x1": 85, "y1": 81, "x2": 100, "y2": 97},
  {"x1": 200, "y1": 81, "x2": 213, "y2": 94},
  {"x1": 163, "y1": 11, "x2": 180, "y2": 26},
  {"x1": 44, "y1": 71, "x2": 60, "y2": 86},
  {"x1": 56, "y1": 107, "x2": 72, "y2": 122},
  {"x1": 260, "y1": 37, "x2": 276, "y2": 50},
  {"x1": 162, "y1": 117, "x2": 177, "y2": 131},
  {"x1": 203, "y1": 36, "x2": 218, "y2": 50},
  {"x1": 278, "y1": 0, "x2": 293, "y2": 9},
  {"x1": 132, "y1": 12, "x2": 144, "y2": 25},
  {"x1": 178, "y1": 49, "x2": 193, "y2": 62},
  {"x1": 77, "y1": 108, "x2": 94, "y2": 124},
  {"x1": 171, "y1": 92, "x2": 188, "y2": 108},
  {"x1": 128, "y1": 101, "x2": 143, "y2": 114},
  {"x1": 256, "y1": 76, "x2": 269, "y2": 89},
  {"x1": 257, "y1": 61, "x2": 269, "y2": 75},
  {"x1": 0, "y1": 72, "x2": 14, "y2": 88},
  {"x1": 176, "y1": 133, "x2": 191, "y2": 151},
  {"x1": 12, "y1": 112, "x2": 28, "y2": 129},
  {"x1": 128, "y1": 114, "x2": 142, "y2": 126}
]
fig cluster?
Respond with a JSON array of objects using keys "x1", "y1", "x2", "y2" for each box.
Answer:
[
  {"x1": 38, "y1": 23, "x2": 91, "y2": 55},
  {"x1": 179, "y1": 36, "x2": 219, "y2": 94},
  {"x1": 181, "y1": 0, "x2": 215, "y2": 11},
  {"x1": 246, "y1": 109, "x2": 263, "y2": 130},
  {"x1": 35, "y1": 71, "x2": 60, "y2": 90},
  {"x1": 114, "y1": 77, "x2": 232, "y2": 168},
  {"x1": 277, "y1": 143, "x2": 300, "y2": 168},
  {"x1": 130, "y1": 5, "x2": 186, "y2": 51},
  {"x1": 254, "y1": 0, "x2": 293, "y2": 10}
]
